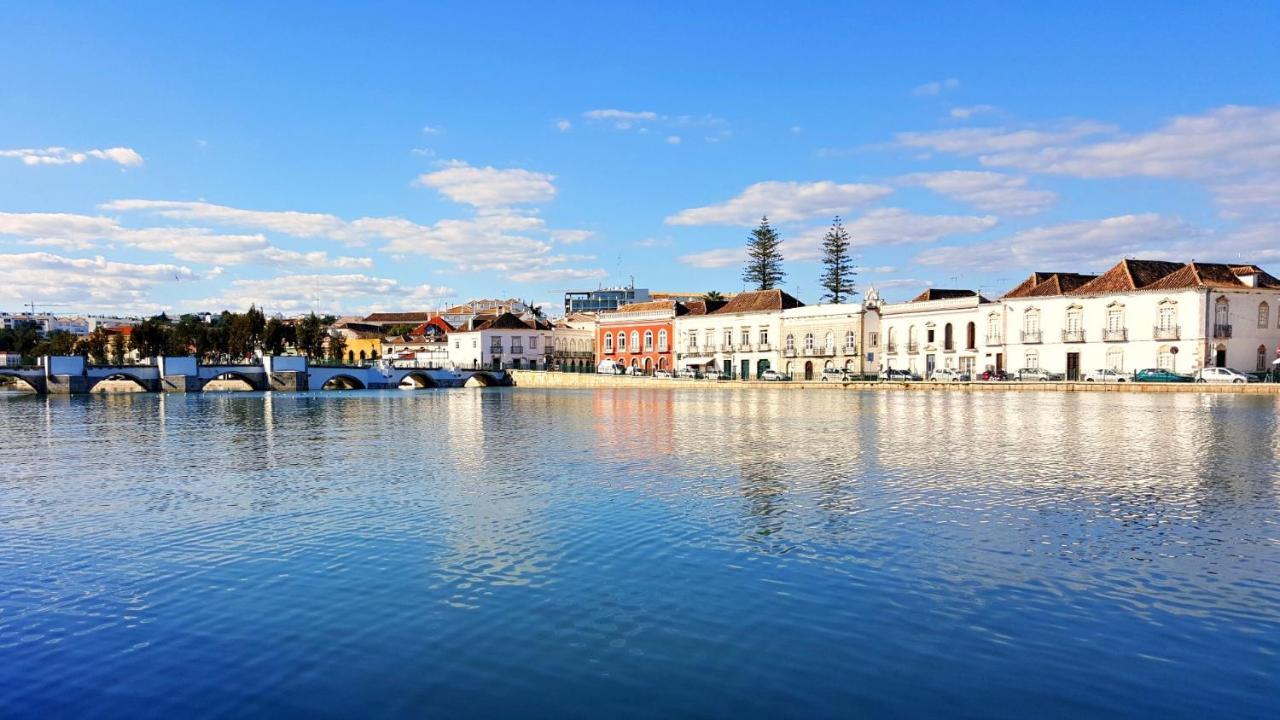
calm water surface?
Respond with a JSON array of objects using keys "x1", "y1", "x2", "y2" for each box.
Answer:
[{"x1": 1, "y1": 388, "x2": 1278, "y2": 719}]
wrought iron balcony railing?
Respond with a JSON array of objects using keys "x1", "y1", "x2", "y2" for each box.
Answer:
[
  {"x1": 1153, "y1": 325, "x2": 1180, "y2": 341},
  {"x1": 1102, "y1": 328, "x2": 1127, "y2": 342},
  {"x1": 1213, "y1": 324, "x2": 1232, "y2": 338},
  {"x1": 1021, "y1": 330, "x2": 1042, "y2": 344},
  {"x1": 1061, "y1": 329, "x2": 1085, "y2": 343}
]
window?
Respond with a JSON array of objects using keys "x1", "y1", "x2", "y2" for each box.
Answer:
[
  {"x1": 966, "y1": 322, "x2": 976, "y2": 349},
  {"x1": 868, "y1": 332, "x2": 878, "y2": 347},
  {"x1": 1024, "y1": 309, "x2": 1041, "y2": 334},
  {"x1": 926, "y1": 328, "x2": 935, "y2": 344},
  {"x1": 987, "y1": 314, "x2": 999, "y2": 340},
  {"x1": 804, "y1": 332, "x2": 815, "y2": 351},
  {"x1": 630, "y1": 331, "x2": 640, "y2": 350},
  {"x1": 908, "y1": 325, "x2": 917, "y2": 344},
  {"x1": 1107, "y1": 305, "x2": 1124, "y2": 331},
  {"x1": 1025, "y1": 350, "x2": 1039, "y2": 369},
  {"x1": 604, "y1": 334, "x2": 613, "y2": 352},
  {"x1": 845, "y1": 330, "x2": 856, "y2": 349},
  {"x1": 1259, "y1": 345, "x2": 1268, "y2": 372},
  {"x1": 944, "y1": 323, "x2": 954, "y2": 350},
  {"x1": 785, "y1": 333, "x2": 795, "y2": 350},
  {"x1": 658, "y1": 330, "x2": 668, "y2": 352},
  {"x1": 688, "y1": 330, "x2": 697, "y2": 349},
  {"x1": 1259, "y1": 302, "x2": 1270, "y2": 329},
  {"x1": 1157, "y1": 346, "x2": 1174, "y2": 370},
  {"x1": 643, "y1": 330, "x2": 653, "y2": 351},
  {"x1": 824, "y1": 331, "x2": 835, "y2": 352},
  {"x1": 704, "y1": 330, "x2": 713, "y2": 348},
  {"x1": 759, "y1": 328, "x2": 769, "y2": 346},
  {"x1": 740, "y1": 328, "x2": 750, "y2": 346},
  {"x1": 617, "y1": 332, "x2": 626, "y2": 352},
  {"x1": 723, "y1": 329, "x2": 732, "y2": 348},
  {"x1": 1106, "y1": 347, "x2": 1124, "y2": 371},
  {"x1": 1065, "y1": 306, "x2": 1083, "y2": 332},
  {"x1": 1215, "y1": 297, "x2": 1230, "y2": 326},
  {"x1": 529, "y1": 336, "x2": 538, "y2": 349}
]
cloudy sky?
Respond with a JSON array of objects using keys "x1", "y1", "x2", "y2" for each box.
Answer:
[{"x1": 1, "y1": 3, "x2": 1277, "y2": 316}]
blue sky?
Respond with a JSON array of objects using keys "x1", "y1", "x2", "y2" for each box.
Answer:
[{"x1": 1, "y1": 2, "x2": 1277, "y2": 316}]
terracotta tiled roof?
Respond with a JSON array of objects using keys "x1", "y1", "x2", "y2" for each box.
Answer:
[
  {"x1": 363, "y1": 312, "x2": 439, "y2": 323},
  {"x1": 409, "y1": 317, "x2": 455, "y2": 335},
  {"x1": 1002, "y1": 272, "x2": 1099, "y2": 298},
  {"x1": 612, "y1": 300, "x2": 677, "y2": 314},
  {"x1": 680, "y1": 299, "x2": 726, "y2": 316},
  {"x1": 711, "y1": 289, "x2": 803, "y2": 315},
  {"x1": 909, "y1": 288, "x2": 977, "y2": 302},
  {"x1": 1068, "y1": 259, "x2": 1185, "y2": 295},
  {"x1": 1140, "y1": 262, "x2": 1280, "y2": 291},
  {"x1": 1231, "y1": 265, "x2": 1280, "y2": 289},
  {"x1": 467, "y1": 312, "x2": 532, "y2": 331}
]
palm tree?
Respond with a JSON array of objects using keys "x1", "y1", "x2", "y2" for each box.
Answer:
[{"x1": 704, "y1": 290, "x2": 725, "y2": 302}]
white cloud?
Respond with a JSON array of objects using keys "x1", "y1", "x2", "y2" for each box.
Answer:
[
  {"x1": 665, "y1": 180, "x2": 894, "y2": 226},
  {"x1": 198, "y1": 273, "x2": 454, "y2": 314},
  {"x1": 101, "y1": 199, "x2": 349, "y2": 238},
  {"x1": 422, "y1": 125, "x2": 443, "y2": 135},
  {"x1": 411, "y1": 147, "x2": 436, "y2": 157},
  {"x1": 912, "y1": 78, "x2": 959, "y2": 97},
  {"x1": 0, "y1": 146, "x2": 143, "y2": 167},
  {"x1": 783, "y1": 209, "x2": 998, "y2": 262},
  {"x1": 666, "y1": 135, "x2": 682, "y2": 145},
  {"x1": 550, "y1": 229, "x2": 594, "y2": 244},
  {"x1": 555, "y1": 119, "x2": 572, "y2": 132},
  {"x1": 677, "y1": 247, "x2": 744, "y2": 269},
  {"x1": 582, "y1": 109, "x2": 659, "y2": 129},
  {"x1": 0, "y1": 252, "x2": 196, "y2": 313},
  {"x1": 899, "y1": 171, "x2": 1056, "y2": 215},
  {"x1": 897, "y1": 121, "x2": 1114, "y2": 156},
  {"x1": 415, "y1": 160, "x2": 557, "y2": 208},
  {"x1": 634, "y1": 237, "x2": 673, "y2": 248},
  {"x1": 913, "y1": 213, "x2": 1195, "y2": 272},
  {"x1": 950, "y1": 105, "x2": 996, "y2": 120},
  {"x1": 790, "y1": 126, "x2": 803, "y2": 135},
  {"x1": 507, "y1": 267, "x2": 608, "y2": 283}
]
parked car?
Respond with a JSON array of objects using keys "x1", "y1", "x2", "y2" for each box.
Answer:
[
  {"x1": 596, "y1": 360, "x2": 625, "y2": 375},
  {"x1": 929, "y1": 368, "x2": 970, "y2": 382},
  {"x1": 703, "y1": 370, "x2": 729, "y2": 380},
  {"x1": 819, "y1": 367, "x2": 851, "y2": 382},
  {"x1": 980, "y1": 369, "x2": 1012, "y2": 381},
  {"x1": 676, "y1": 368, "x2": 702, "y2": 379},
  {"x1": 1083, "y1": 368, "x2": 1128, "y2": 382},
  {"x1": 1193, "y1": 367, "x2": 1252, "y2": 384},
  {"x1": 623, "y1": 366, "x2": 644, "y2": 376},
  {"x1": 760, "y1": 369, "x2": 791, "y2": 382},
  {"x1": 880, "y1": 368, "x2": 919, "y2": 381},
  {"x1": 1014, "y1": 368, "x2": 1061, "y2": 381},
  {"x1": 1134, "y1": 368, "x2": 1193, "y2": 383},
  {"x1": 653, "y1": 369, "x2": 673, "y2": 379}
]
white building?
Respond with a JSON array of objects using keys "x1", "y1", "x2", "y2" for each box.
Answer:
[
  {"x1": 778, "y1": 296, "x2": 880, "y2": 380},
  {"x1": 550, "y1": 313, "x2": 596, "y2": 372},
  {"x1": 446, "y1": 313, "x2": 554, "y2": 370},
  {"x1": 674, "y1": 289, "x2": 802, "y2": 379},
  {"x1": 878, "y1": 289, "x2": 1001, "y2": 378},
  {"x1": 999, "y1": 260, "x2": 1280, "y2": 378}
]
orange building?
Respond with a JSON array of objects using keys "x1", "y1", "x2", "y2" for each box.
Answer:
[{"x1": 595, "y1": 300, "x2": 683, "y2": 374}]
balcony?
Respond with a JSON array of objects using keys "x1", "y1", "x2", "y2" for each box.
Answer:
[
  {"x1": 1021, "y1": 330, "x2": 1042, "y2": 344},
  {"x1": 1152, "y1": 325, "x2": 1180, "y2": 341},
  {"x1": 985, "y1": 334, "x2": 1002, "y2": 346},
  {"x1": 1214, "y1": 323, "x2": 1232, "y2": 339},
  {"x1": 1061, "y1": 329, "x2": 1085, "y2": 343},
  {"x1": 843, "y1": 345, "x2": 858, "y2": 356},
  {"x1": 886, "y1": 342, "x2": 898, "y2": 354},
  {"x1": 490, "y1": 347, "x2": 504, "y2": 356},
  {"x1": 783, "y1": 348, "x2": 797, "y2": 357},
  {"x1": 719, "y1": 344, "x2": 735, "y2": 353},
  {"x1": 907, "y1": 342, "x2": 920, "y2": 354},
  {"x1": 510, "y1": 345, "x2": 525, "y2": 354},
  {"x1": 1102, "y1": 328, "x2": 1128, "y2": 342},
  {"x1": 738, "y1": 344, "x2": 754, "y2": 353},
  {"x1": 757, "y1": 343, "x2": 772, "y2": 352}
]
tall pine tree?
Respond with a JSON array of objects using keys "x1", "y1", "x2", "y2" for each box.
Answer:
[
  {"x1": 819, "y1": 216, "x2": 855, "y2": 303},
  {"x1": 742, "y1": 216, "x2": 785, "y2": 290}
]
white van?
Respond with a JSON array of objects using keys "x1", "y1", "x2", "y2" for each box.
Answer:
[{"x1": 596, "y1": 360, "x2": 626, "y2": 375}]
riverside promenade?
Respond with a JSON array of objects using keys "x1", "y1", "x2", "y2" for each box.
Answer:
[{"x1": 511, "y1": 370, "x2": 1280, "y2": 395}]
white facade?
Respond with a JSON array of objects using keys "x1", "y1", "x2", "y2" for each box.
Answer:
[
  {"x1": 879, "y1": 294, "x2": 1000, "y2": 377},
  {"x1": 778, "y1": 302, "x2": 879, "y2": 380},
  {"x1": 551, "y1": 315, "x2": 596, "y2": 371},
  {"x1": 674, "y1": 306, "x2": 785, "y2": 379},
  {"x1": 447, "y1": 324, "x2": 553, "y2": 370}
]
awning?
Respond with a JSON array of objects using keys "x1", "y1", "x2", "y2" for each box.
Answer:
[{"x1": 680, "y1": 356, "x2": 715, "y2": 367}]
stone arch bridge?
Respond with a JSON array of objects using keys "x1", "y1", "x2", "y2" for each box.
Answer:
[{"x1": 0, "y1": 356, "x2": 510, "y2": 395}]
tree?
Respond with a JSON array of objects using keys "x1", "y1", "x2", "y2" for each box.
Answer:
[
  {"x1": 245, "y1": 305, "x2": 266, "y2": 351},
  {"x1": 295, "y1": 313, "x2": 326, "y2": 358},
  {"x1": 704, "y1": 290, "x2": 725, "y2": 302},
  {"x1": 742, "y1": 216, "x2": 785, "y2": 290},
  {"x1": 129, "y1": 315, "x2": 172, "y2": 359},
  {"x1": 109, "y1": 333, "x2": 127, "y2": 364},
  {"x1": 76, "y1": 327, "x2": 112, "y2": 364},
  {"x1": 263, "y1": 318, "x2": 292, "y2": 356},
  {"x1": 0, "y1": 321, "x2": 42, "y2": 362},
  {"x1": 172, "y1": 315, "x2": 210, "y2": 358},
  {"x1": 327, "y1": 332, "x2": 348, "y2": 363},
  {"x1": 819, "y1": 216, "x2": 856, "y2": 303},
  {"x1": 37, "y1": 330, "x2": 77, "y2": 357}
]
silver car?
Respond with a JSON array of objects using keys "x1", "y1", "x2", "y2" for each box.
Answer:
[{"x1": 1193, "y1": 367, "x2": 1251, "y2": 384}]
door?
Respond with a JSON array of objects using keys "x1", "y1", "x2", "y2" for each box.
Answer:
[
  {"x1": 995, "y1": 353, "x2": 1004, "y2": 373},
  {"x1": 804, "y1": 361, "x2": 814, "y2": 381},
  {"x1": 926, "y1": 354, "x2": 936, "y2": 375},
  {"x1": 741, "y1": 359, "x2": 750, "y2": 380},
  {"x1": 1215, "y1": 345, "x2": 1227, "y2": 367},
  {"x1": 722, "y1": 359, "x2": 732, "y2": 377},
  {"x1": 1066, "y1": 352, "x2": 1080, "y2": 380}
]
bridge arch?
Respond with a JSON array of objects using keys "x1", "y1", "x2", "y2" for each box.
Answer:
[
  {"x1": 321, "y1": 374, "x2": 366, "y2": 390},
  {"x1": 86, "y1": 372, "x2": 153, "y2": 393},
  {"x1": 0, "y1": 371, "x2": 41, "y2": 393},
  {"x1": 200, "y1": 371, "x2": 267, "y2": 392},
  {"x1": 399, "y1": 372, "x2": 438, "y2": 389},
  {"x1": 465, "y1": 372, "x2": 498, "y2": 388}
]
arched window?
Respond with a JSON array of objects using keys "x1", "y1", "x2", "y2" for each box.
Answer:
[
  {"x1": 1023, "y1": 308, "x2": 1041, "y2": 342},
  {"x1": 1259, "y1": 302, "x2": 1270, "y2": 329},
  {"x1": 604, "y1": 333, "x2": 613, "y2": 353},
  {"x1": 1106, "y1": 347, "x2": 1124, "y2": 371},
  {"x1": 347, "y1": 350, "x2": 354, "y2": 363},
  {"x1": 987, "y1": 313, "x2": 1000, "y2": 343},
  {"x1": 657, "y1": 330, "x2": 668, "y2": 352},
  {"x1": 944, "y1": 323, "x2": 954, "y2": 350},
  {"x1": 886, "y1": 327, "x2": 897, "y2": 350},
  {"x1": 804, "y1": 333, "x2": 815, "y2": 351},
  {"x1": 966, "y1": 322, "x2": 976, "y2": 349},
  {"x1": 617, "y1": 331, "x2": 626, "y2": 351},
  {"x1": 785, "y1": 333, "x2": 795, "y2": 350},
  {"x1": 1215, "y1": 297, "x2": 1230, "y2": 335},
  {"x1": 643, "y1": 330, "x2": 654, "y2": 351},
  {"x1": 1157, "y1": 345, "x2": 1175, "y2": 371},
  {"x1": 823, "y1": 331, "x2": 835, "y2": 352},
  {"x1": 908, "y1": 325, "x2": 917, "y2": 344},
  {"x1": 359, "y1": 350, "x2": 366, "y2": 362},
  {"x1": 630, "y1": 331, "x2": 640, "y2": 351}
]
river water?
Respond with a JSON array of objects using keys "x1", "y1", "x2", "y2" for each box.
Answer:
[{"x1": 1, "y1": 388, "x2": 1277, "y2": 719}]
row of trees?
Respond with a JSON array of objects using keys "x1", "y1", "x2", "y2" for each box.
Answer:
[
  {"x1": 741, "y1": 216, "x2": 856, "y2": 303},
  {"x1": 0, "y1": 308, "x2": 341, "y2": 365}
]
